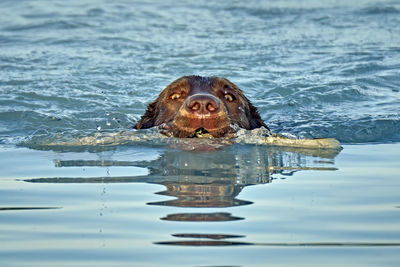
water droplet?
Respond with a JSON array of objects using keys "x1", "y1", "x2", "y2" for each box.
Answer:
[
  {"x1": 50, "y1": 116, "x2": 61, "y2": 121},
  {"x1": 96, "y1": 125, "x2": 102, "y2": 131},
  {"x1": 106, "y1": 121, "x2": 111, "y2": 126},
  {"x1": 106, "y1": 112, "x2": 110, "y2": 116}
]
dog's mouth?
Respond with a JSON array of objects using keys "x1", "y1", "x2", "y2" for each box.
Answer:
[
  {"x1": 171, "y1": 114, "x2": 234, "y2": 138},
  {"x1": 172, "y1": 121, "x2": 235, "y2": 138},
  {"x1": 170, "y1": 96, "x2": 235, "y2": 138},
  {"x1": 188, "y1": 127, "x2": 212, "y2": 138}
]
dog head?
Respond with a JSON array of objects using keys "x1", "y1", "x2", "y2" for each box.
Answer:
[{"x1": 134, "y1": 75, "x2": 268, "y2": 138}]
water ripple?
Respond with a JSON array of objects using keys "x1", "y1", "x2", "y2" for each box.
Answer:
[{"x1": 0, "y1": 0, "x2": 399, "y2": 145}]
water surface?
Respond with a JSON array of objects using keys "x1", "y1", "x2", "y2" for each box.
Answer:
[
  {"x1": 0, "y1": 0, "x2": 399, "y2": 144},
  {"x1": 0, "y1": 143, "x2": 399, "y2": 266},
  {"x1": 1, "y1": 0, "x2": 400, "y2": 266}
]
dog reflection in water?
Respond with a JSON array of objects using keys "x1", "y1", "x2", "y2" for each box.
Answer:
[{"x1": 29, "y1": 145, "x2": 338, "y2": 246}]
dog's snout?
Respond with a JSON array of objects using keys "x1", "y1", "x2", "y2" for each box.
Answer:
[{"x1": 186, "y1": 94, "x2": 220, "y2": 115}]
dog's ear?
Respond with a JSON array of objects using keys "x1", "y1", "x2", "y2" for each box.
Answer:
[
  {"x1": 248, "y1": 102, "x2": 269, "y2": 131},
  {"x1": 133, "y1": 101, "x2": 159, "y2": 129},
  {"x1": 134, "y1": 77, "x2": 188, "y2": 129}
]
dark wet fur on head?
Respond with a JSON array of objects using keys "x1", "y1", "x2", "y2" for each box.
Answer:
[{"x1": 134, "y1": 75, "x2": 268, "y2": 138}]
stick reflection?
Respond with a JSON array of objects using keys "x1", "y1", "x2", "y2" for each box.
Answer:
[{"x1": 25, "y1": 144, "x2": 340, "y2": 246}]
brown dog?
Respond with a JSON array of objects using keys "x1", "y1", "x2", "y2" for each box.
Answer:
[{"x1": 134, "y1": 75, "x2": 269, "y2": 138}]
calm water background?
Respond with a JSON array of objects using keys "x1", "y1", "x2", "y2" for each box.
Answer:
[{"x1": 0, "y1": 0, "x2": 400, "y2": 266}]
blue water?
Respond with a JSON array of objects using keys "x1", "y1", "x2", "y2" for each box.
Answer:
[
  {"x1": 1, "y1": 0, "x2": 400, "y2": 266},
  {"x1": 1, "y1": 0, "x2": 399, "y2": 145}
]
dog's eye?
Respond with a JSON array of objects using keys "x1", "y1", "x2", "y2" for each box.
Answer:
[
  {"x1": 170, "y1": 93, "x2": 181, "y2": 100},
  {"x1": 224, "y1": 93, "x2": 235, "y2": 102}
]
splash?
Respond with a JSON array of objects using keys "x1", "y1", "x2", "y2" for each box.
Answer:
[
  {"x1": 235, "y1": 127, "x2": 341, "y2": 149},
  {"x1": 22, "y1": 126, "x2": 342, "y2": 151}
]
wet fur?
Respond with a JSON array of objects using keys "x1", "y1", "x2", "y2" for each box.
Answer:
[{"x1": 134, "y1": 76, "x2": 268, "y2": 138}]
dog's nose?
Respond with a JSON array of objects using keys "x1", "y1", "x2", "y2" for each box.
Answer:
[{"x1": 186, "y1": 94, "x2": 220, "y2": 115}]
